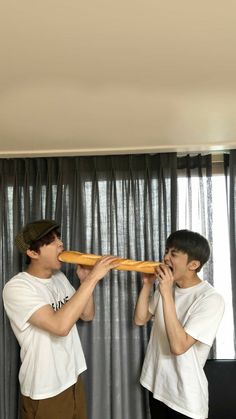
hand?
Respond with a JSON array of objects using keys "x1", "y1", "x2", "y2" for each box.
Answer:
[
  {"x1": 76, "y1": 265, "x2": 93, "y2": 283},
  {"x1": 86, "y1": 255, "x2": 121, "y2": 283},
  {"x1": 141, "y1": 272, "x2": 157, "y2": 287},
  {"x1": 155, "y1": 264, "x2": 174, "y2": 296}
]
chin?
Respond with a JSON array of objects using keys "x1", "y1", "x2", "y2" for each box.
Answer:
[{"x1": 54, "y1": 261, "x2": 61, "y2": 270}]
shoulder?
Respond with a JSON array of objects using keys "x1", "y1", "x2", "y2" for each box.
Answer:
[
  {"x1": 3, "y1": 272, "x2": 31, "y2": 293},
  {"x1": 3, "y1": 272, "x2": 38, "y2": 298},
  {"x1": 201, "y1": 281, "x2": 224, "y2": 304},
  {"x1": 192, "y1": 281, "x2": 225, "y2": 314},
  {"x1": 2, "y1": 272, "x2": 40, "y2": 306}
]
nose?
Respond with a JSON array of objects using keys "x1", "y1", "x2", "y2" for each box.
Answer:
[{"x1": 163, "y1": 250, "x2": 170, "y2": 263}]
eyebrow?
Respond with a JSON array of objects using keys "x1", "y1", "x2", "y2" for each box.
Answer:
[{"x1": 166, "y1": 247, "x2": 181, "y2": 254}]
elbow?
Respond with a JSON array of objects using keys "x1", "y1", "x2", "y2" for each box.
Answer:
[
  {"x1": 133, "y1": 316, "x2": 146, "y2": 326},
  {"x1": 169, "y1": 343, "x2": 187, "y2": 356},
  {"x1": 55, "y1": 322, "x2": 72, "y2": 337},
  {"x1": 80, "y1": 314, "x2": 94, "y2": 322},
  {"x1": 57, "y1": 327, "x2": 71, "y2": 337},
  {"x1": 169, "y1": 335, "x2": 196, "y2": 355},
  {"x1": 134, "y1": 320, "x2": 144, "y2": 326},
  {"x1": 170, "y1": 347, "x2": 184, "y2": 356},
  {"x1": 80, "y1": 309, "x2": 95, "y2": 322}
]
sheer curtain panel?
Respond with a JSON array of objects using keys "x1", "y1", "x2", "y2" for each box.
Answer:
[
  {"x1": 0, "y1": 154, "x2": 177, "y2": 419},
  {"x1": 225, "y1": 151, "x2": 236, "y2": 357}
]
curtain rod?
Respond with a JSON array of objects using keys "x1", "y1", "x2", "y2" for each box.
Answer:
[{"x1": 177, "y1": 152, "x2": 228, "y2": 163}]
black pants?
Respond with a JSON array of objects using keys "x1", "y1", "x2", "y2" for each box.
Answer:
[{"x1": 149, "y1": 393, "x2": 191, "y2": 419}]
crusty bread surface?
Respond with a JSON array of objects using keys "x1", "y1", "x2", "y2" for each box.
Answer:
[{"x1": 58, "y1": 250, "x2": 160, "y2": 274}]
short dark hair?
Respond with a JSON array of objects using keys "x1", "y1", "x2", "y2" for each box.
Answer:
[
  {"x1": 166, "y1": 229, "x2": 210, "y2": 272},
  {"x1": 25, "y1": 229, "x2": 61, "y2": 264}
]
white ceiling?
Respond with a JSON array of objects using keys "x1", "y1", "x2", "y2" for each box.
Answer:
[{"x1": 1, "y1": 1, "x2": 236, "y2": 157}]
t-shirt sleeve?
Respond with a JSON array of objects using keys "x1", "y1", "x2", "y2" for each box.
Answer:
[
  {"x1": 184, "y1": 292, "x2": 225, "y2": 346},
  {"x1": 3, "y1": 279, "x2": 49, "y2": 332}
]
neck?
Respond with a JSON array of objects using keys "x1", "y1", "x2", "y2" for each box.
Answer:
[
  {"x1": 175, "y1": 275, "x2": 202, "y2": 289},
  {"x1": 26, "y1": 264, "x2": 53, "y2": 279}
]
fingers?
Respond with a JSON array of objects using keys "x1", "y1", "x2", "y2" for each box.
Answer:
[
  {"x1": 141, "y1": 272, "x2": 157, "y2": 285},
  {"x1": 95, "y1": 255, "x2": 121, "y2": 267},
  {"x1": 76, "y1": 264, "x2": 94, "y2": 282},
  {"x1": 155, "y1": 263, "x2": 172, "y2": 276},
  {"x1": 155, "y1": 264, "x2": 173, "y2": 287},
  {"x1": 87, "y1": 255, "x2": 122, "y2": 282},
  {"x1": 77, "y1": 264, "x2": 92, "y2": 270},
  {"x1": 92, "y1": 255, "x2": 122, "y2": 275}
]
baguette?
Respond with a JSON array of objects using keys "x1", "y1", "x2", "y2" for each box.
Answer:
[{"x1": 58, "y1": 250, "x2": 160, "y2": 274}]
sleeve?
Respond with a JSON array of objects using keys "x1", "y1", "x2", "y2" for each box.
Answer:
[
  {"x1": 184, "y1": 292, "x2": 225, "y2": 346},
  {"x1": 2, "y1": 279, "x2": 49, "y2": 332},
  {"x1": 149, "y1": 288, "x2": 160, "y2": 315}
]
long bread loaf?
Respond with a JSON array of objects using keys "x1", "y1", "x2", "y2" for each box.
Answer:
[{"x1": 58, "y1": 250, "x2": 160, "y2": 274}]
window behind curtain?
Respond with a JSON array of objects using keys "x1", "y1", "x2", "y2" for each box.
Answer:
[
  {"x1": 177, "y1": 156, "x2": 234, "y2": 359},
  {"x1": 3, "y1": 155, "x2": 234, "y2": 361}
]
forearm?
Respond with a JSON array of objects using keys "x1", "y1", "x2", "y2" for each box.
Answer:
[
  {"x1": 30, "y1": 255, "x2": 120, "y2": 336},
  {"x1": 30, "y1": 273, "x2": 99, "y2": 336},
  {"x1": 134, "y1": 283, "x2": 153, "y2": 325},
  {"x1": 162, "y1": 294, "x2": 194, "y2": 355},
  {"x1": 80, "y1": 294, "x2": 95, "y2": 321},
  {"x1": 56, "y1": 273, "x2": 99, "y2": 333}
]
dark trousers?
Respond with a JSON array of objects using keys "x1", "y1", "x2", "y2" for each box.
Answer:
[
  {"x1": 149, "y1": 392, "x2": 191, "y2": 419},
  {"x1": 21, "y1": 375, "x2": 87, "y2": 419}
]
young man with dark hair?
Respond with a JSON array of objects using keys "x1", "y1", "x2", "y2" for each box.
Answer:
[
  {"x1": 134, "y1": 229, "x2": 224, "y2": 419},
  {"x1": 3, "y1": 219, "x2": 119, "y2": 419}
]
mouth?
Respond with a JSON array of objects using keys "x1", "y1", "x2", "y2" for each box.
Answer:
[
  {"x1": 58, "y1": 250, "x2": 64, "y2": 260},
  {"x1": 165, "y1": 264, "x2": 173, "y2": 272}
]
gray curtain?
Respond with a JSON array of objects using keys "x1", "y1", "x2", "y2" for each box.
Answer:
[
  {"x1": 177, "y1": 154, "x2": 216, "y2": 358},
  {"x1": 177, "y1": 154, "x2": 213, "y2": 285},
  {"x1": 225, "y1": 150, "x2": 236, "y2": 357},
  {"x1": 0, "y1": 154, "x2": 177, "y2": 419}
]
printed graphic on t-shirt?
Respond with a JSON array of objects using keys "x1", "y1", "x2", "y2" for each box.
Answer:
[{"x1": 51, "y1": 296, "x2": 69, "y2": 311}]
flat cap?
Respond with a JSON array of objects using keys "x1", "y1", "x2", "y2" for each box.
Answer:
[{"x1": 15, "y1": 219, "x2": 60, "y2": 253}]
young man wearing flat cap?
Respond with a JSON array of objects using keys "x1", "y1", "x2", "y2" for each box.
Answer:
[{"x1": 3, "y1": 219, "x2": 118, "y2": 419}]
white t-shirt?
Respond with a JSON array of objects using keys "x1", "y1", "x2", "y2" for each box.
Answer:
[
  {"x1": 3, "y1": 270, "x2": 87, "y2": 400},
  {"x1": 140, "y1": 280, "x2": 225, "y2": 419}
]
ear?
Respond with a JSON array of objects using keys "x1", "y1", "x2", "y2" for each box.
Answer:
[
  {"x1": 26, "y1": 249, "x2": 39, "y2": 260},
  {"x1": 188, "y1": 260, "x2": 200, "y2": 271}
]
